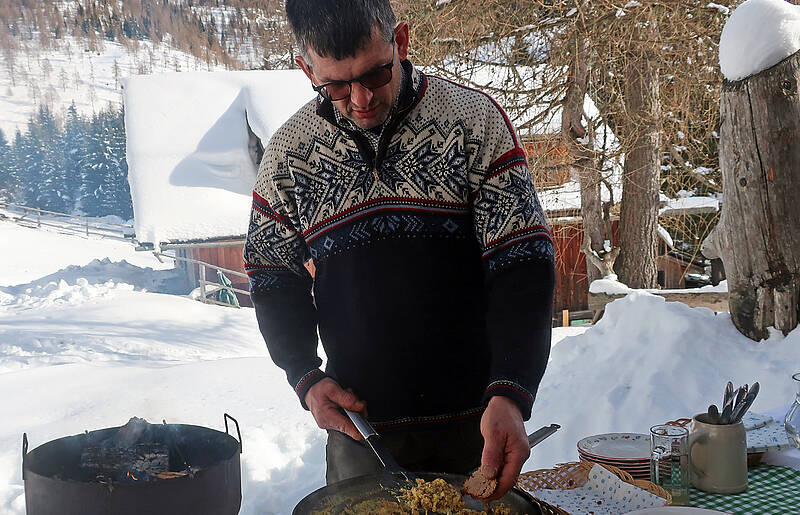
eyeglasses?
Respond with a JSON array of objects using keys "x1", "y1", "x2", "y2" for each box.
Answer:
[{"x1": 312, "y1": 43, "x2": 396, "y2": 101}]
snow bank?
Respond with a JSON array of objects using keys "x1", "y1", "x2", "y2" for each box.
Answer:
[
  {"x1": 1, "y1": 258, "x2": 186, "y2": 298},
  {"x1": 720, "y1": 0, "x2": 800, "y2": 81},
  {"x1": 123, "y1": 70, "x2": 313, "y2": 246},
  {"x1": 0, "y1": 221, "x2": 172, "y2": 287},
  {"x1": 529, "y1": 291, "x2": 800, "y2": 472}
]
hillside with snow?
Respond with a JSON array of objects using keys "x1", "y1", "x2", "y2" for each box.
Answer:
[
  {"x1": 0, "y1": 35, "x2": 226, "y2": 138},
  {"x1": 2, "y1": 219, "x2": 799, "y2": 513},
  {"x1": 0, "y1": 0, "x2": 293, "y2": 138}
]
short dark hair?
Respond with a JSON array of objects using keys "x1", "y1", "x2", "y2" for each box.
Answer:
[{"x1": 286, "y1": 0, "x2": 396, "y2": 61}]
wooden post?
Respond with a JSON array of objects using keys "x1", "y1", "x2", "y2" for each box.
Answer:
[
  {"x1": 562, "y1": 309, "x2": 570, "y2": 327},
  {"x1": 199, "y1": 265, "x2": 207, "y2": 303},
  {"x1": 718, "y1": 49, "x2": 800, "y2": 340},
  {"x1": 36, "y1": 207, "x2": 41, "y2": 228}
]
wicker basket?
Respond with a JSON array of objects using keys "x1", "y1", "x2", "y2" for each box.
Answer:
[{"x1": 517, "y1": 461, "x2": 672, "y2": 515}]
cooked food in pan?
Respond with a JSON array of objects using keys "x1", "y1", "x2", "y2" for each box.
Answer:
[{"x1": 319, "y1": 478, "x2": 514, "y2": 514}]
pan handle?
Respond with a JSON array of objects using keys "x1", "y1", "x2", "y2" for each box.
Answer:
[
  {"x1": 22, "y1": 433, "x2": 28, "y2": 481},
  {"x1": 224, "y1": 413, "x2": 243, "y2": 454},
  {"x1": 528, "y1": 423, "x2": 560, "y2": 448}
]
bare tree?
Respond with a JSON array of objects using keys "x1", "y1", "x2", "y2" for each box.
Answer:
[
  {"x1": 396, "y1": 0, "x2": 735, "y2": 290},
  {"x1": 718, "y1": 49, "x2": 800, "y2": 340}
]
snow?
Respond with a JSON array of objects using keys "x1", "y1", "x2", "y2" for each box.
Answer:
[
  {"x1": 122, "y1": 70, "x2": 314, "y2": 246},
  {"x1": 0, "y1": 222, "x2": 171, "y2": 287},
  {"x1": 707, "y1": 3, "x2": 731, "y2": 16},
  {"x1": 538, "y1": 176, "x2": 623, "y2": 213},
  {"x1": 590, "y1": 278, "x2": 632, "y2": 295},
  {"x1": 589, "y1": 278, "x2": 729, "y2": 295},
  {"x1": 720, "y1": 0, "x2": 800, "y2": 81},
  {"x1": 531, "y1": 291, "x2": 800, "y2": 476},
  {"x1": 2, "y1": 221, "x2": 800, "y2": 514},
  {"x1": 659, "y1": 195, "x2": 720, "y2": 216},
  {"x1": 657, "y1": 224, "x2": 674, "y2": 249}
]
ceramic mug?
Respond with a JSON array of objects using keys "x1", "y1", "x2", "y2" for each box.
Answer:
[{"x1": 689, "y1": 413, "x2": 748, "y2": 494}]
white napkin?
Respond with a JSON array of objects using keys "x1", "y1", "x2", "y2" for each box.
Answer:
[
  {"x1": 747, "y1": 419, "x2": 795, "y2": 453},
  {"x1": 742, "y1": 412, "x2": 773, "y2": 431},
  {"x1": 527, "y1": 464, "x2": 667, "y2": 515}
]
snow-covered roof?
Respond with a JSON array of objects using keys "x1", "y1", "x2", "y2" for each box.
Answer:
[
  {"x1": 537, "y1": 177, "x2": 622, "y2": 214},
  {"x1": 123, "y1": 70, "x2": 314, "y2": 247},
  {"x1": 659, "y1": 196, "x2": 720, "y2": 216},
  {"x1": 720, "y1": 0, "x2": 800, "y2": 81}
]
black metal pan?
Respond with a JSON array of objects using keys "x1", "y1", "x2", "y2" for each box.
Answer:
[
  {"x1": 293, "y1": 418, "x2": 559, "y2": 514},
  {"x1": 292, "y1": 471, "x2": 543, "y2": 514}
]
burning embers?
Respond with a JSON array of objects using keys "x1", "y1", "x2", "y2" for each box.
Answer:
[{"x1": 76, "y1": 417, "x2": 197, "y2": 483}]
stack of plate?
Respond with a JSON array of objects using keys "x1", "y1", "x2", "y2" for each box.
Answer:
[{"x1": 577, "y1": 432, "x2": 652, "y2": 480}]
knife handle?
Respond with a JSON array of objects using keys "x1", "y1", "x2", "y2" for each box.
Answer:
[{"x1": 345, "y1": 409, "x2": 378, "y2": 439}]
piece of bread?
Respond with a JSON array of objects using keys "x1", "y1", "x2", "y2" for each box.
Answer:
[{"x1": 461, "y1": 469, "x2": 497, "y2": 499}]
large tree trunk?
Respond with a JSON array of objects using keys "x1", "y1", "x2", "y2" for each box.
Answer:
[
  {"x1": 616, "y1": 23, "x2": 661, "y2": 289},
  {"x1": 718, "y1": 50, "x2": 800, "y2": 341},
  {"x1": 560, "y1": 23, "x2": 608, "y2": 283}
]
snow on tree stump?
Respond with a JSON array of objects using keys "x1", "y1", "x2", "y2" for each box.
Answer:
[{"x1": 718, "y1": 49, "x2": 800, "y2": 341}]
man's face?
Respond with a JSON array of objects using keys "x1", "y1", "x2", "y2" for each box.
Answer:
[{"x1": 297, "y1": 23, "x2": 410, "y2": 130}]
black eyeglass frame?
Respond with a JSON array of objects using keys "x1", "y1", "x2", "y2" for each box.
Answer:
[{"x1": 311, "y1": 42, "x2": 396, "y2": 101}]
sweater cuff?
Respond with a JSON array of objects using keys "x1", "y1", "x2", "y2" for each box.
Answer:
[
  {"x1": 483, "y1": 380, "x2": 534, "y2": 421},
  {"x1": 294, "y1": 368, "x2": 329, "y2": 410}
]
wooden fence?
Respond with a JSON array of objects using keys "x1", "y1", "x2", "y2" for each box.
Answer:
[
  {"x1": 0, "y1": 201, "x2": 246, "y2": 308},
  {"x1": 0, "y1": 202, "x2": 134, "y2": 241},
  {"x1": 152, "y1": 251, "x2": 250, "y2": 308}
]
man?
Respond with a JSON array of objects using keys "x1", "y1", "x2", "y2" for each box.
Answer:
[{"x1": 244, "y1": 0, "x2": 555, "y2": 500}]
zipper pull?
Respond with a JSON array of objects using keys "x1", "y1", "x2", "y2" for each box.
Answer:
[{"x1": 372, "y1": 165, "x2": 380, "y2": 182}]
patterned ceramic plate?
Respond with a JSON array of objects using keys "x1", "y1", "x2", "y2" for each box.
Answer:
[
  {"x1": 579, "y1": 451, "x2": 649, "y2": 463},
  {"x1": 579, "y1": 457, "x2": 651, "y2": 472},
  {"x1": 577, "y1": 433, "x2": 651, "y2": 461}
]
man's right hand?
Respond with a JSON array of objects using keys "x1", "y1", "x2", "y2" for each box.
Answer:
[{"x1": 305, "y1": 377, "x2": 367, "y2": 441}]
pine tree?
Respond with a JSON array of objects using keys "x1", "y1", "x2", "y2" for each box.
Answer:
[
  {"x1": 61, "y1": 102, "x2": 87, "y2": 214},
  {"x1": 79, "y1": 111, "x2": 106, "y2": 217},
  {"x1": 0, "y1": 128, "x2": 13, "y2": 201},
  {"x1": 8, "y1": 130, "x2": 25, "y2": 204},
  {"x1": 80, "y1": 106, "x2": 132, "y2": 218},
  {"x1": 34, "y1": 104, "x2": 71, "y2": 213},
  {"x1": 16, "y1": 116, "x2": 45, "y2": 210}
]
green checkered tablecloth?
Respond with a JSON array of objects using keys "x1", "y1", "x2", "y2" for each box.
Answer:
[{"x1": 690, "y1": 465, "x2": 800, "y2": 514}]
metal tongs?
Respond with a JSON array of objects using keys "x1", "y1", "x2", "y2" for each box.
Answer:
[
  {"x1": 345, "y1": 409, "x2": 418, "y2": 492},
  {"x1": 345, "y1": 409, "x2": 560, "y2": 510}
]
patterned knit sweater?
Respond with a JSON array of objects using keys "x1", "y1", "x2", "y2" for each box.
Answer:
[{"x1": 244, "y1": 61, "x2": 555, "y2": 431}]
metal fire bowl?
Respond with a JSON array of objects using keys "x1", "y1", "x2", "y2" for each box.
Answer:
[
  {"x1": 23, "y1": 417, "x2": 242, "y2": 515},
  {"x1": 293, "y1": 472, "x2": 542, "y2": 514}
]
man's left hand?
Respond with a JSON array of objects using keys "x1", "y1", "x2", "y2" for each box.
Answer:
[{"x1": 478, "y1": 395, "x2": 530, "y2": 501}]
